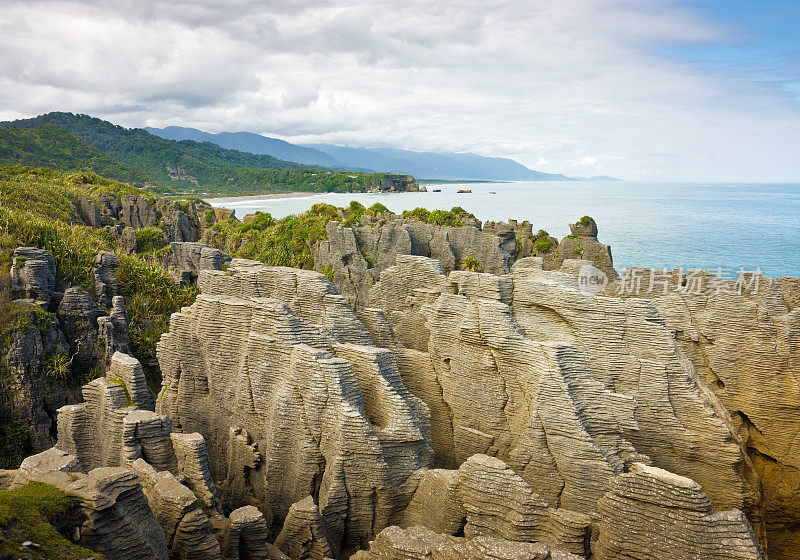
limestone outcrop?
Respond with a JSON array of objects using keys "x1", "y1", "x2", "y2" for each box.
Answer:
[
  {"x1": 609, "y1": 266, "x2": 800, "y2": 557},
  {"x1": 3, "y1": 298, "x2": 73, "y2": 452},
  {"x1": 6, "y1": 217, "x2": 796, "y2": 560},
  {"x1": 352, "y1": 525, "x2": 583, "y2": 560},
  {"x1": 95, "y1": 251, "x2": 121, "y2": 308},
  {"x1": 157, "y1": 261, "x2": 433, "y2": 557},
  {"x1": 596, "y1": 463, "x2": 763, "y2": 560},
  {"x1": 9, "y1": 247, "x2": 56, "y2": 304},
  {"x1": 313, "y1": 216, "x2": 616, "y2": 310},
  {"x1": 169, "y1": 241, "x2": 232, "y2": 282}
]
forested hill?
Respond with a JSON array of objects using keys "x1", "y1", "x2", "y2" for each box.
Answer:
[
  {"x1": 0, "y1": 112, "x2": 388, "y2": 195},
  {"x1": 0, "y1": 125, "x2": 156, "y2": 187}
]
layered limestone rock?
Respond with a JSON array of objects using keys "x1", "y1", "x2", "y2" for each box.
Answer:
[
  {"x1": 9, "y1": 247, "x2": 56, "y2": 304},
  {"x1": 365, "y1": 255, "x2": 764, "y2": 549},
  {"x1": 6, "y1": 211, "x2": 790, "y2": 559},
  {"x1": 554, "y1": 218, "x2": 615, "y2": 280},
  {"x1": 353, "y1": 525, "x2": 583, "y2": 560},
  {"x1": 130, "y1": 458, "x2": 222, "y2": 560},
  {"x1": 596, "y1": 463, "x2": 763, "y2": 560},
  {"x1": 98, "y1": 296, "x2": 133, "y2": 367},
  {"x1": 10, "y1": 449, "x2": 171, "y2": 560},
  {"x1": 274, "y1": 496, "x2": 335, "y2": 559},
  {"x1": 18, "y1": 352, "x2": 230, "y2": 560},
  {"x1": 609, "y1": 267, "x2": 800, "y2": 557},
  {"x1": 314, "y1": 217, "x2": 518, "y2": 309},
  {"x1": 313, "y1": 217, "x2": 618, "y2": 311},
  {"x1": 457, "y1": 455, "x2": 590, "y2": 557},
  {"x1": 168, "y1": 241, "x2": 232, "y2": 284},
  {"x1": 368, "y1": 258, "x2": 647, "y2": 513},
  {"x1": 94, "y1": 251, "x2": 121, "y2": 308},
  {"x1": 171, "y1": 432, "x2": 219, "y2": 509},
  {"x1": 221, "y1": 505, "x2": 294, "y2": 560},
  {"x1": 57, "y1": 352, "x2": 157, "y2": 470},
  {"x1": 2, "y1": 299, "x2": 73, "y2": 452},
  {"x1": 401, "y1": 454, "x2": 590, "y2": 556},
  {"x1": 508, "y1": 265, "x2": 760, "y2": 522},
  {"x1": 157, "y1": 263, "x2": 433, "y2": 557},
  {"x1": 401, "y1": 469, "x2": 465, "y2": 535}
]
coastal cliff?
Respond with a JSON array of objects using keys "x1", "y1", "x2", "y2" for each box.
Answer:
[{"x1": 1, "y1": 172, "x2": 798, "y2": 560}]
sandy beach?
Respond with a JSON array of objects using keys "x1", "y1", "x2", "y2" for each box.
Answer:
[{"x1": 206, "y1": 191, "x2": 319, "y2": 204}]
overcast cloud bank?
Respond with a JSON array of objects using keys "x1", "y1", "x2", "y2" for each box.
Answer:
[{"x1": 1, "y1": 0, "x2": 799, "y2": 181}]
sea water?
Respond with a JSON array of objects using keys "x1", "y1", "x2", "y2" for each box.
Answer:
[{"x1": 209, "y1": 181, "x2": 800, "y2": 278}]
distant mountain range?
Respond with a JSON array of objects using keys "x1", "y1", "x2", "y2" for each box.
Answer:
[
  {"x1": 0, "y1": 113, "x2": 387, "y2": 195},
  {"x1": 145, "y1": 126, "x2": 618, "y2": 181}
]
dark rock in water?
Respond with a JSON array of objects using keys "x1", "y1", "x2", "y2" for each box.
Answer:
[
  {"x1": 432, "y1": 189, "x2": 441, "y2": 192},
  {"x1": 456, "y1": 189, "x2": 471, "y2": 193}
]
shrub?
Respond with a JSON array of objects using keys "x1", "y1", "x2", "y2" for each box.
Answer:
[
  {"x1": 46, "y1": 351, "x2": 71, "y2": 382},
  {"x1": 462, "y1": 256, "x2": 483, "y2": 272},
  {"x1": 534, "y1": 237, "x2": 552, "y2": 253},
  {"x1": 402, "y1": 206, "x2": 475, "y2": 227},
  {"x1": 135, "y1": 226, "x2": 166, "y2": 253},
  {"x1": 531, "y1": 229, "x2": 552, "y2": 253},
  {"x1": 580, "y1": 215, "x2": 593, "y2": 224}
]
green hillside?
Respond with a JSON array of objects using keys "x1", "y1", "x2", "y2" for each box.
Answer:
[
  {"x1": 0, "y1": 112, "x2": 385, "y2": 195},
  {"x1": 0, "y1": 125, "x2": 155, "y2": 187}
]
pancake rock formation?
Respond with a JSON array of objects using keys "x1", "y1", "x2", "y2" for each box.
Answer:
[{"x1": 4, "y1": 218, "x2": 797, "y2": 560}]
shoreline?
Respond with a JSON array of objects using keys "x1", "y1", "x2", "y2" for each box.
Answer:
[{"x1": 206, "y1": 191, "x2": 320, "y2": 204}]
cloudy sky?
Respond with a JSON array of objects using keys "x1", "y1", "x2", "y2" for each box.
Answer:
[{"x1": 1, "y1": 0, "x2": 799, "y2": 181}]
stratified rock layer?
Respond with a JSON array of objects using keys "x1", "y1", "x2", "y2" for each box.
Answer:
[
  {"x1": 157, "y1": 261, "x2": 433, "y2": 557},
  {"x1": 596, "y1": 463, "x2": 763, "y2": 560}
]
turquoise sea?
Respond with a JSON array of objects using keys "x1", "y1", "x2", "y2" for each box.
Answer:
[{"x1": 209, "y1": 181, "x2": 800, "y2": 278}]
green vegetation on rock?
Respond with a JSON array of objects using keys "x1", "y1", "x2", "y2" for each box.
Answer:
[
  {"x1": 532, "y1": 229, "x2": 553, "y2": 253},
  {"x1": 208, "y1": 204, "x2": 479, "y2": 271},
  {"x1": 402, "y1": 206, "x2": 476, "y2": 227},
  {"x1": 461, "y1": 256, "x2": 483, "y2": 272},
  {"x1": 0, "y1": 166, "x2": 198, "y2": 381},
  {"x1": 0, "y1": 482, "x2": 104, "y2": 559}
]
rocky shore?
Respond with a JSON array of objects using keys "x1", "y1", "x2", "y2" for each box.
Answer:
[{"x1": 1, "y1": 197, "x2": 798, "y2": 560}]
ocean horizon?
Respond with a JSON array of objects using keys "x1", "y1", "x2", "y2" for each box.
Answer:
[{"x1": 209, "y1": 180, "x2": 800, "y2": 279}]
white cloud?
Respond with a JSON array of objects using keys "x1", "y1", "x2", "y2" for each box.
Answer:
[
  {"x1": 1, "y1": 0, "x2": 799, "y2": 181},
  {"x1": 576, "y1": 157, "x2": 599, "y2": 169}
]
